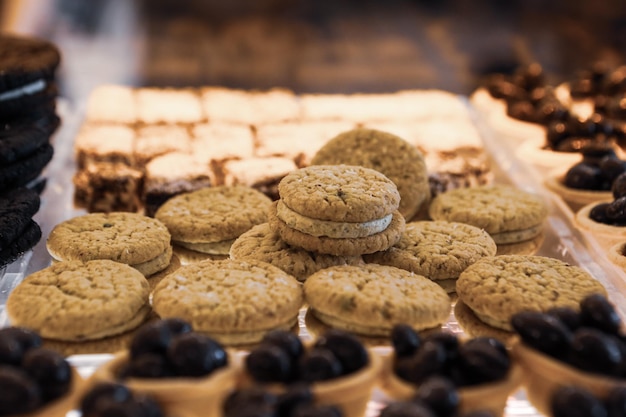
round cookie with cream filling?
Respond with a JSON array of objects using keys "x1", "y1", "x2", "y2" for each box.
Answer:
[
  {"x1": 364, "y1": 221, "x2": 497, "y2": 293},
  {"x1": 428, "y1": 184, "x2": 548, "y2": 244},
  {"x1": 303, "y1": 264, "x2": 451, "y2": 336},
  {"x1": 46, "y1": 212, "x2": 172, "y2": 276},
  {"x1": 310, "y1": 128, "x2": 430, "y2": 220},
  {"x1": 6, "y1": 260, "x2": 151, "y2": 341},
  {"x1": 155, "y1": 185, "x2": 271, "y2": 255},
  {"x1": 456, "y1": 255, "x2": 607, "y2": 331},
  {"x1": 271, "y1": 165, "x2": 405, "y2": 256},
  {"x1": 152, "y1": 258, "x2": 303, "y2": 345}
]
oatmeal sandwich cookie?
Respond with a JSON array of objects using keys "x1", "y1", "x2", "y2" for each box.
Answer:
[
  {"x1": 155, "y1": 185, "x2": 272, "y2": 255},
  {"x1": 230, "y1": 223, "x2": 364, "y2": 282},
  {"x1": 365, "y1": 221, "x2": 497, "y2": 293},
  {"x1": 270, "y1": 165, "x2": 405, "y2": 256},
  {"x1": 310, "y1": 128, "x2": 430, "y2": 220},
  {"x1": 46, "y1": 212, "x2": 172, "y2": 276},
  {"x1": 456, "y1": 255, "x2": 607, "y2": 331},
  {"x1": 6, "y1": 260, "x2": 151, "y2": 341},
  {"x1": 152, "y1": 258, "x2": 303, "y2": 345},
  {"x1": 304, "y1": 264, "x2": 451, "y2": 336},
  {"x1": 429, "y1": 184, "x2": 548, "y2": 245}
]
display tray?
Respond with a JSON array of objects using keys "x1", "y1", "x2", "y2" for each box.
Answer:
[{"x1": 1, "y1": 97, "x2": 626, "y2": 417}]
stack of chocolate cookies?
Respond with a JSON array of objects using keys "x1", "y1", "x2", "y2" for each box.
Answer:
[{"x1": 0, "y1": 34, "x2": 61, "y2": 267}]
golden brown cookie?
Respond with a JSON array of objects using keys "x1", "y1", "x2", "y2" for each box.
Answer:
[
  {"x1": 303, "y1": 264, "x2": 451, "y2": 336},
  {"x1": 310, "y1": 128, "x2": 430, "y2": 220},
  {"x1": 152, "y1": 258, "x2": 303, "y2": 345},
  {"x1": 456, "y1": 255, "x2": 607, "y2": 331},
  {"x1": 271, "y1": 165, "x2": 404, "y2": 256},
  {"x1": 453, "y1": 301, "x2": 515, "y2": 344},
  {"x1": 229, "y1": 223, "x2": 364, "y2": 282},
  {"x1": 364, "y1": 221, "x2": 496, "y2": 292},
  {"x1": 6, "y1": 260, "x2": 151, "y2": 341},
  {"x1": 428, "y1": 185, "x2": 548, "y2": 244},
  {"x1": 278, "y1": 165, "x2": 400, "y2": 223},
  {"x1": 147, "y1": 254, "x2": 181, "y2": 291},
  {"x1": 46, "y1": 212, "x2": 172, "y2": 276},
  {"x1": 155, "y1": 186, "x2": 272, "y2": 255}
]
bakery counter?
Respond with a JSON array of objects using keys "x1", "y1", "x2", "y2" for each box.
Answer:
[{"x1": 1, "y1": 91, "x2": 626, "y2": 417}]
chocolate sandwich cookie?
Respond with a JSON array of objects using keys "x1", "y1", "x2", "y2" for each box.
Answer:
[
  {"x1": 0, "y1": 111, "x2": 60, "y2": 164},
  {"x1": 0, "y1": 143, "x2": 53, "y2": 192},
  {"x1": 0, "y1": 35, "x2": 61, "y2": 119},
  {"x1": 0, "y1": 219, "x2": 41, "y2": 268},
  {"x1": 0, "y1": 187, "x2": 40, "y2": 248}
]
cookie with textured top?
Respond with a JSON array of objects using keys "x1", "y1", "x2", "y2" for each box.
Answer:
[
  {"x1": 46, "y1": 212, "x2": 172, "y2": 276},
  {"x1": 6, "y1": 260, "x2": 151, "y2": 341},
  {"x1": 230, "y1": 223, "x2": 364, "y2": 282},
  {"x1": 310, "y1": 128, "x2": 430, "y2": 220},
  {"x1": 152, "y1": 258, "x2": 303, "y2": 345},
  {"x1": 272, "y1": 165, "x2": 405, "y2": 256},
  {"x1": 303, "y1": 264, "x2": 451, "y2": 336},
  {"x1": 365, "y1": 221, "x2": 496, "y2": 293},
  {"x1": 429, "y1": 185, "x2": 548, "y2": 244},
  {"x1": 456, "y1": 255, "x2": 607, "y2": 331},
  {"x1": 0, "y1": 34, "x2": 61, "y2": 119},
  {"x1": 155, "y1": 185, "x2": 272, "y2": 255}
]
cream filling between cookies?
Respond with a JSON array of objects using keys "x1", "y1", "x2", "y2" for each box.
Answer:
[
  {"x1": 196, "y1": 315, "x2": 299, "y2": 345},
  {"x1": 133, "y1": 245, "x2": 173, "y2": 276},
  {"x1": 174, "y1": 239, "x2": 236, "y2": 255},
  {"x1": 491, "y1": 224, "x2": 543, "y2": 244},
  {"x1": 0, "y1": 79, "x2": 46, "y2": 101},
  {"x1": 276, "y1": 200, "x2": 393, "y2": 238},
  {"x1": 312, "y1": 309, "x2": 443, "y2": 336}
]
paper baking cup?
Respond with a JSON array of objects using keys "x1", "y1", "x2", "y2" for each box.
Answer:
[
  {"x1": 575, "y1": 202, "x2": 626, "y2": 250},
  {"x1": 88, "y1": 351, "x2": 240, "y2": 417},
  {"x1": 379, "y1": 352, "x2": 522, "y2": 417},
  {"x1": 544, "y1": 169, "x2": 612, "y2": 212},
  {"x1": 512, "y1": 341, "x2": 625, "y2": 416},
  {"x1": 21, "y1": 367, "x2": 84, "y2": 417},
  {"x1": 238, "y1": 349, "x2": 383, "y2": 417}
]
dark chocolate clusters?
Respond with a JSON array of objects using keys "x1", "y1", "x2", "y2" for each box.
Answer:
[
  {"x1": 0, "y1": 327, "x2": 72, "y2": 415},
  {"x1": 545, "y1": 113, "x2": 624, "y2": 153},
  {"x1": 563, "y1": 149, "x2": 626, "y2": 191},
  {"x1": 80, "y1": 382, "x2": 164, "y2": 417},
  {"x1": 569, "y1": 63, "x2": 626, "y2": 101},
  {"x1": 485, "y1": 64, "x2": 570, "y2": 127},
  {"x1": 391, "y1": 325, "x2": 511, "y2": 388},
  {"x1": 223, "y1": 385, "x2": 343, "y2": 417},
  {"x1": 119, "y1": 318, "x2": 228, "y2": 379},
  {"x1": 511, "y1": 293, "x2": 626, "y2": 378},
  {"x1": 245, "y1": 329, "x2": 369, "y2": 384},
  {"x1": 551, "y1": 385, "x2": 626, "y2": 417},
  {"x1": 587, "y1": 171, "x2": 626, "y2": 226},
  {"x1": 380, "y1": 379, "x2": 495, "y2": 417}
]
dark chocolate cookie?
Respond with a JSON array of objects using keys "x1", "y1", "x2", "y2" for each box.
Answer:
[
  {"x1": 0, "y1": 187, "x2": 41, "y2": 250},
  {"x1": 0, "y1": 111, "x2": 60, "y2": 164},
  {"x1": 0, "y1": 35, "x2": 61, "y2": 91},
  {"x1": 0, "y1": 143, "x2": 53, "y2": 193},
  {"x1": 0, "y1": 220, "x2": 42, "y2": 268}
]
